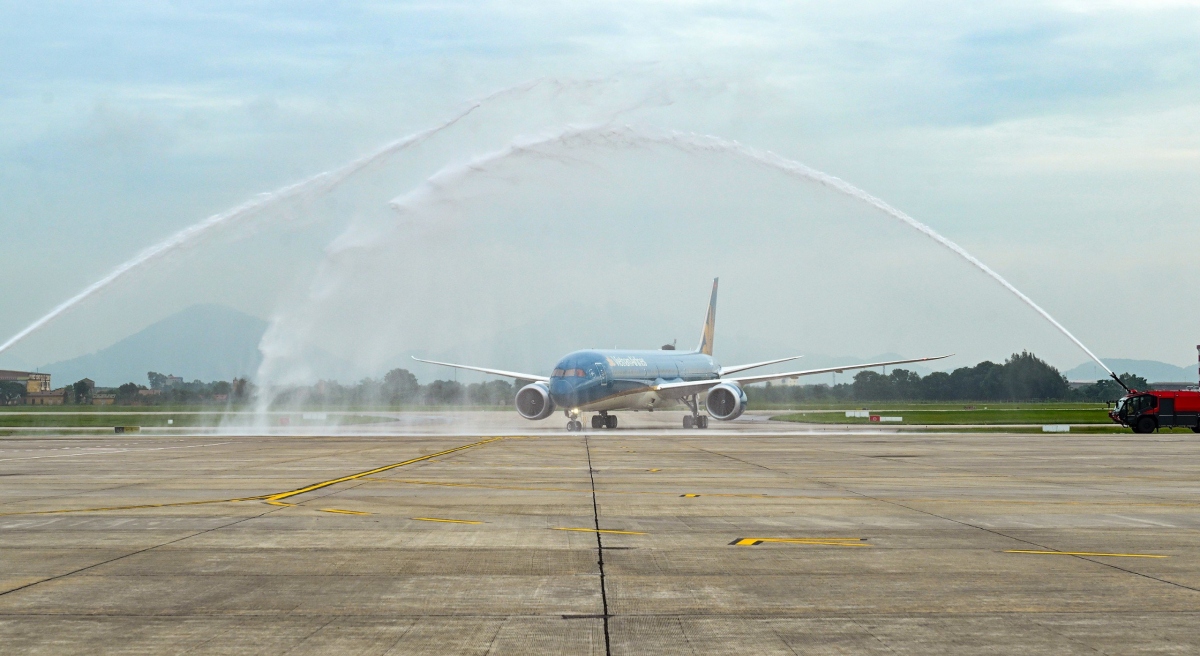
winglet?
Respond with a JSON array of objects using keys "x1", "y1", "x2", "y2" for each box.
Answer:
[{"x1": 696, "y1": 278, "x2": 718, "y2": 356}]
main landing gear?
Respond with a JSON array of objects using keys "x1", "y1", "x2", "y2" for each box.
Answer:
[
  {"x1": 591, "y1": 413, "x2": 618, "y2": 429},
  {"x1": 682, "y1": 394, "x2": 709, "y2": 429}
]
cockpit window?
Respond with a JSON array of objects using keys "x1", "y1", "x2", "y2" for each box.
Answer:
[
  {"x1": 553, "y1": 368, "x2": 586, "y2": 377},
  {"x1": 1118, "y1": 394, "x2": 1156, "y2": 416}
]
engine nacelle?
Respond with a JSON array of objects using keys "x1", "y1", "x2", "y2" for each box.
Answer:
[
  {"x1": 515, "y1": 382, "x2": 556, "y2": 420},
  {"x1": 705, "y1": 382, "x2": 747, "y2": 421}
]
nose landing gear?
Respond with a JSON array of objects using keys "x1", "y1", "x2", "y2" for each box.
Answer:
[{"x1": 566, "y1": 407, "x2": 620, "y2": 431}]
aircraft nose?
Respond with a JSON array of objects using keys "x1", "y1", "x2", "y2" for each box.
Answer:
[{"x1": 550, "y1": 379, "x2": 575, "y2": 406}]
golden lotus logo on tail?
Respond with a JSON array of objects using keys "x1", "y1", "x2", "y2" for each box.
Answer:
[{"x1": 698, "y1": 277, "x2": 718, "y2": 356}]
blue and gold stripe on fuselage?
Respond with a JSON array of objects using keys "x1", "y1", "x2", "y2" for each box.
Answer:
[{"x1": 548, "y1": 349, "x2": 719, "y2": 412}]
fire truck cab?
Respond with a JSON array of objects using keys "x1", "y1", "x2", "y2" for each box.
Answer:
[{"x1": 1110, "y1": 389, "x2": 1200, "y2": 433}]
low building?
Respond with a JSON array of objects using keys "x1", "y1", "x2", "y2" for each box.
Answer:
[
  {"x1": 26, "y1": 388, "x2": 67, "y2": 406},
  {"x1": 0, "y1": 370, "x2": 51, "y2": 394},
  {"x1": 1151, "y1": 382, "x2": 1200, "y2": 391},
  {"x1": 92, "y1": 393, "x2": 116, "y2": 406}
]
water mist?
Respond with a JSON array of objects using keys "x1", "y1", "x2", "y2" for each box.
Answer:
[
  {"x1": 382, "y1": 124, "x2": 1116, "y2": 378},
  {"x1": 0, "y1": 78, "x2": 567, "y2": 357}
]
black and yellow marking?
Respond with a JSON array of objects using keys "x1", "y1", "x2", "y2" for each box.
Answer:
[{"x1": 731, "y1": 537, "x2": 868, "y2": 547}]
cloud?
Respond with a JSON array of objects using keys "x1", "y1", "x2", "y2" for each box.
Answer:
[{"x1": 2, "y1": 1, "x2": 1199, "y2": 370}]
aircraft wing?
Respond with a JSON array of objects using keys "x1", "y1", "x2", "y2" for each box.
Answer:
[
  {"x1": 719, "y1": 355, "x2": 803, "y2": 376},
  {"x1": 653, "y1": 354, "x2": 953, "y2": 397},
  {"x1": 411, "y1": 356, "x2": 549, "y2": 382}
]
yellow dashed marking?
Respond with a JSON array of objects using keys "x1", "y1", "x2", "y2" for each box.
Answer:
[
  {"x1": 647, "y1": 469, "x2": 661, "y2": 472},
  {"x1": 682, "y1": 494, "x2": 701, "y2": 498},
  {"x1": 319, "y1": 508, "x2": 371, "y2": 515}
]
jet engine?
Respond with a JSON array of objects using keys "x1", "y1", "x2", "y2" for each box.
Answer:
[
  {"x1": 705, "y1": 382, "x2": 747, "y2": 421},
  {"x1": 515, "y1": 382, "x2": 556, "y2": 420}
]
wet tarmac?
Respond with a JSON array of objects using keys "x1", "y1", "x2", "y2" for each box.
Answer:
[{"x1": 2, "y1": 412, "x2": 1198, "y2": 654}]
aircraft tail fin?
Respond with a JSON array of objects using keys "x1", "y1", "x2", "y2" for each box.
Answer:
[{"x1": 696, "y1": 278, "x2": 718, "y2": 356}]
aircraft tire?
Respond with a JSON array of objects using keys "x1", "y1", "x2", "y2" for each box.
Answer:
[
  {"x1": 697, "y1": 416, "x2": 708, "y2": 429},
  {"x1": 591, "y1": 415, "x2": 603, "y2": 429},
  {"x1": 567, "y1": 420, "x2": 581, "y2": 432},
  {"x1": 607, "y1": 415, "x2": 617, "y2": 429},
  {"x1": 683, "y1": 416, "x2": 694, "y2": 429},
  {"x1": 1192, "y1": 425, "x2": 1200, "y2": 433}
]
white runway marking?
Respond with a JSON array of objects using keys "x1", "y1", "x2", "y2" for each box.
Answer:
[
  {"x1": 0, "y1": 442, "x2": 231, "y2": 462},
  {"x1": 1109, "y1": 514, "x2": 1176, "y2": 528}
]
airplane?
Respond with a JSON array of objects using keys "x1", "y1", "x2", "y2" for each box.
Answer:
[{"x1": 414, "y1": 279, "x2": 951, "y2": 431}]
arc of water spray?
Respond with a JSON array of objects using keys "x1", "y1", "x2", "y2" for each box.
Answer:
[
  {"x1": 0, "y1": 79, "x2": 556, "y2": 357},
  {"x1": 386, "y1": 124, "x2": 1116, "y2": 378}
]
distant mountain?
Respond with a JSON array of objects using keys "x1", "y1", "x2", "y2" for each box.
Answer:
[
  {"x1": 1065, "y1": 359, "x2": 1197, "y2": 383},
  {"x1": 42, "y1": 305, "x2": 268, "y2": 387}
]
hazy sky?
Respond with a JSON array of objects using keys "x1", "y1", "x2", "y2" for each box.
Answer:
[{"x1": 2, "y1": 1, "x2": 1198, "y2": 381}]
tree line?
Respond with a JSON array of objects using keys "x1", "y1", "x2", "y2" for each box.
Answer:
[
  {"x1": 268, "y1": 368, "x2": 518, "y2": 407},
  {"x1": 109, "y1": 373, "x2": 253, "y2": 405},
  {"x1": 749, "y1": 351, "x2": 1148, "y2": 404},
  {"x1": 4, "y1": 351, "x2": 1150, "y2": 408}
]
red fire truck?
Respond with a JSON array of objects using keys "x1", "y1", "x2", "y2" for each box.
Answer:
[
  {"x1": 1109, "y1": 346, "x2": 1200, "y2": 433},
  {"x1": 1110, "y1": 389, "x2": 1200, "y2": 433}
]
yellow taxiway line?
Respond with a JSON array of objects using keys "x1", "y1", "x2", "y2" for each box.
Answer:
[
  {"x1": 264, "y1": 436, "x2": 504, "y2": 502},
  {"x1": 1005, "y1": 550, "x2": 1168, "y2": 558},
  {"x1": 320, "y1": 508, "x2": 371, "y2": 515},
  {"x1": 0, "y1": 436, "x2": 506, "y2": 517},
  {"x1": 412, "y1": 517, "x2": 483, "y2": 524},
  {"x1": 0, "y1": 496, "x2": 263, "y2": 517}
]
